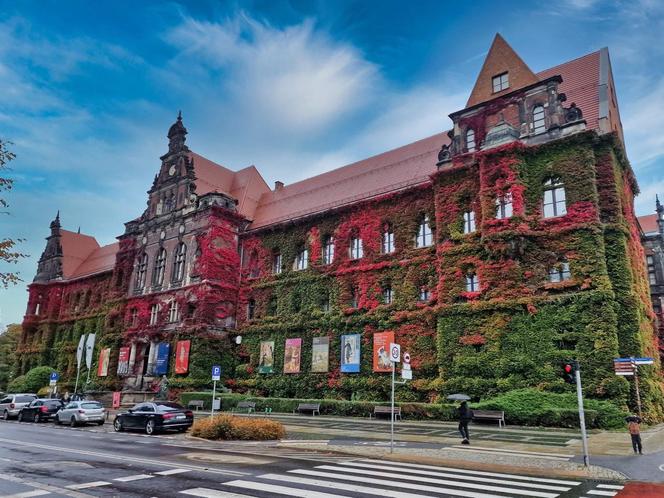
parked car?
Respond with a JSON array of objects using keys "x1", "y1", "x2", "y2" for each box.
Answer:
[
  {"x1": 56, "y1": 400, "x2": 106, "y2": 426},
  {"x1": 0, "y1": 394, "x2": 38, "y2": 420},
  {"x1": 113, "y1": 401, "x2": 194, "y2": 435},
  {"x1": 18, "y1": 398, "x2": 64, "y2": 423}
]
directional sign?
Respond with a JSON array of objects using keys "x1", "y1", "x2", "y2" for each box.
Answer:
[
  {"x1": 211, "y1": 365, "x2": 221, "y2": 381},
  {"x1": 614, "y1": 359, "x2": 635, "y2": 376},
  {"x1": 389, "y1": 343, "x2": 400, "y2": 363},
  {"x1": 49, "y1": 372, "x2": 59, "y2": 387},
  {"x1": 634, "y1": 357, "x2": 654, "y2": 365},
  {"x1": 403, "y1": 352, "x2": 411, "y2": 364}
]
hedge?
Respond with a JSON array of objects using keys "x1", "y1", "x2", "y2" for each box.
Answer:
[
  {"x1": 180, "y1": 388, "x2": 627, "y2": 429},
  {"x1": 191, "y1": 415, "x2": 285, "y2": 440}
]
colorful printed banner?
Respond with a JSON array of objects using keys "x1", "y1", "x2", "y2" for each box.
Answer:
[
  {"x1": 373, "y1": 331, "x2": 395, "y2": 372},
  {"x1": 311, "y1": 337, "x2": 330, "y2": 373},
  {"x1": 117, "y1": 346, "x2": 130, "y2": 376},
  {"x1": 174, "y1": 340, "x2": 191, "y2": 374},
  {"x1": 97, "y1": 348, "x2": 111, "y2": 377},
  {"x1": 259, "y1": 340, "x2": 275, "y2": 374},
  {"x1": 341, "y1": 334, "x2": 361, "y2": 373},
  {"x1": 155, "y1": 342, "x2": 170, "y2": 375},
  {"x1": 284, "y1": 338, "x2": 302, "y2": 374}
]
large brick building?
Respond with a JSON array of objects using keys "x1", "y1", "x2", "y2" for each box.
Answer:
[{"x1": 20, "y1": 35, "x2": 663, "y2": 413}]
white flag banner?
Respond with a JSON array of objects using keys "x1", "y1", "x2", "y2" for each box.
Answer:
[
  {"x1": 76, "y1": 335, "x2": 86, "y2": 368},
  {"x1": 85, "y1": 333, "x2": 96, "y2": 369}
]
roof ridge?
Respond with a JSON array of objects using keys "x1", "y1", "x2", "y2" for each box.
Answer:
[{"x1": 536, "y1": 49, "x2": 602, "y2": 75}]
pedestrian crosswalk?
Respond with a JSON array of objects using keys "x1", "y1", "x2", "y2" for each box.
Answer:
[{"x1": 177, "y1": 458, "x2": 623, "y2": 498}]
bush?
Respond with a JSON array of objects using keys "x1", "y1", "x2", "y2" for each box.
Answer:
[
  {"x1": 7, "y1": 366, "x2": 54, "y2": 393},
  {"x1": 191, "y1": 415, "x2": 285, "y2": 441},
  {"x1": 473, "y1": 388, "x2": 627, "y2": 429}
]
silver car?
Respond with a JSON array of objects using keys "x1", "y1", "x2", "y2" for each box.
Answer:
[
  {"x1": 0, "y1": 394, "x2": 37, "y2": 420},
  {"x1": 55, "y1": 400, "x2": 106, "y2": 426}
]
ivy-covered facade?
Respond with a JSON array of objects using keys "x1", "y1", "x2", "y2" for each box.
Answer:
[{"x1": 19, "y1": 35, "x2": 663, "y2": 416}]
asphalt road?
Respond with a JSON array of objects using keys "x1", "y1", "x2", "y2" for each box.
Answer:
[{"x1": 0, "y1": 419, "x2": 623, "y2": 498}]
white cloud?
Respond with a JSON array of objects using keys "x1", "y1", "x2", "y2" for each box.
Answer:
[{"x1": 622, "y1": 78, "x2": 664, "y2": 167}]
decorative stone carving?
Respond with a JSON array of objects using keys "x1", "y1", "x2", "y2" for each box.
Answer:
[{"x1": 565, "y1": 103, "x2": 583, "y2": 123}]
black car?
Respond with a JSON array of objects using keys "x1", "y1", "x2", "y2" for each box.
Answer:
[
  {"x1": 18, "y1": 398, "x2": 65, "y2": 423},
  {"x1": 113, "y1": 402, "x2": 194, "y2": 435}
]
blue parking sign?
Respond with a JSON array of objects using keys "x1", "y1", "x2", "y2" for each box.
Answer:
[
  {"x1": 50, "y1": 372, "x2": 59, "y2": 381},
  {"x1": 211, "y1": 365, "x2": 221, "y2": 381}
]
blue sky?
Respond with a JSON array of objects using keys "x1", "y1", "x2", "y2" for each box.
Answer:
[{"x1": 1, "y1": 0, "x2": 664, "y2": 326}]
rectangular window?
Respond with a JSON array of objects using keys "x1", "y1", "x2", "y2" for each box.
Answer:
[
  {"x1": 549, "y1": 261, "x2": 572, "y2": 283},
  {"x1": 496, "y1": 193, "x2": 513, "y2": 219},
  {"x1": 647, "y1": 256, "x2": 657, "y2": 285},
  {"x1": 273, "y1": 253, "x2": 282, "y2": 274},
  {"x1": 168, "y1": 301, "x2": 179, "y2": 323},
  {"x1": 149, "y1": 304, "x2": 160, "y2": 326},
  {"x1": 465, "y1": 273, "x2": 480, "y2": 292},
  {"x1": 383, "y1": 287, "x2": 393, "y2": 305},
  {"x1": 418, "y1": 288, "x2": 430, "y2": 302},
  {"x1": 130, "y1": 308, "x2": 138, "y2": 327},
  {"x1": 323, "y1": 238, "x2": 335, "y2": 265},
  {"x1": 543, "y1": 180, "x2": 567, "y2": 218},
  {"x1": 295, "y1": 248, "x2": 308, "y2": 270},
  {"x1": 382, "y1": 230, "x2": 395, "y2": 254},
  {"x1": 492, "y1": 72, "x2": 509, "y2": 92},
  {"x1": 463, "y1": 211, "x2": 476, "y2": 234},
  {"x1": 321, "y1": 296, "x2": 330, "y2": 313},
  {"x1": 416, "y1": 216, "x2": 433, "y2": 248},
  {"x1": 350, "y1": 289, "x2": 359, "y2": 308},
  {"x1": 350, "y1": 238, "x2": 363, "y2": 259}
]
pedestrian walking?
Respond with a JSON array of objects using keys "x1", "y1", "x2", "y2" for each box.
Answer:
[
  {"x1": 458, "y1": 401, "x2": 473, "y2": 445},
  {"x1": 626, "y1": 414, "x2": 643, "y2": 454}
]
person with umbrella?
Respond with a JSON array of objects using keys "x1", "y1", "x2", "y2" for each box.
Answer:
[
  {"x1": 448, "y1": 394, "x2": 473, "y2": 445},
  {"x1": 625, "y1": 414, "x2": 643, "y2": 455}
]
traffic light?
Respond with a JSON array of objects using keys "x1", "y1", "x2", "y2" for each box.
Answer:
[{"x1": 563, "y1": 362, "x2": 576, "y2": 384}]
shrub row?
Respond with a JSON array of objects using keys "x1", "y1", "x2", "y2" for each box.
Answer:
[
  {"x1": 181, "y1": 388, "x2": 628, "y2": 429},
  {"x1": 191, "y1": 415, "x2": 285, "y2": 440}
]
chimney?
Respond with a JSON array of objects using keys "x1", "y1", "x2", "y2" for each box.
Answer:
[{"x1": 274, "y1": 181, "x2": 284, "y2": 191}]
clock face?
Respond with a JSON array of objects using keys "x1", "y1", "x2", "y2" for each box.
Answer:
[{"x1": 168, "y1": 165, "x2": 176, "y2": 176}]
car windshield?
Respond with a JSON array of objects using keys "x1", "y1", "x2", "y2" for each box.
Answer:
[
  {"x1": 16, "y1": 396, "x2": 36, "y2": 403},
  {"x1": 81, "y1": 402, "x2": 102, "y2": 409},
  {"x1": 156, "y1": 402, "x2": 184, "y2": 412}
]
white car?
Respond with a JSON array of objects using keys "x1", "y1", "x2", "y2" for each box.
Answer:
[
  {"x1": 0, "y1": 394, "x2": 37, "y2": 420},
  {"x1": 55, "y1": 400, "x2": 106, "y2": 426}
]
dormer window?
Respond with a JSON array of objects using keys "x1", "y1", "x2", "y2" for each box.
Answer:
[
  {"x1": 492, "y1": 72, "x2": 509, "y2": 93},
  {"x1": 466, "y1": 129, "x2": 476, "y2": 152},
  {"x1": 533, "y1": 105, "x2": 546, "y2": 134}
]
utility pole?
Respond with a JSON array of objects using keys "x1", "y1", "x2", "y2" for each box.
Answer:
[{"x1": 574, "y1": 360, "x2": 590, "y2": 467}]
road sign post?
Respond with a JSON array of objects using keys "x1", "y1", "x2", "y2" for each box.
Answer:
[
  {"x1": 211, "y1": 365, "x2": 221, "y2": 417},
  {"x1": 573, "y1": 361, "x2": 590, "y2": 467},
  {"x1": 614, "y1": 357, "x2": 652, "y2": 419},
  {"x1": 389, "y1": 343, "x2": 402, "y2": 454}
]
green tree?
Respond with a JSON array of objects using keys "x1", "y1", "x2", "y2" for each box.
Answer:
[
  {"x1": 1, "y1": 139, "x2": 26, "y2": 288},
  {"x1": 0, "y1": 324, "x2": 20, "y2": 391},
  {"x1": 7, "y1": 365, "x2": 53, "y2": 393}
]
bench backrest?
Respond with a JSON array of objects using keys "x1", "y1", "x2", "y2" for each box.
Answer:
[
  {"x1": 188, "y1": 400, "x2": 205, "y2": 407},
  {"x1": 374, "y1": 406, "x2": 401, "y2": 413},
  {"x1": 297, "y1": 403, "x2": 320, "y2": 410},
  {"x1": 472, "y1": 409, "x2": 504, "y2": 418},
  {"x1": 237, "y1": 401, "x2": 256, "y2": 408}
]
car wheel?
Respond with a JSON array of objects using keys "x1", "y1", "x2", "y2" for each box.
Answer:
[
  {"x1": 70, "y1": 417, "x2": 77, "y2": 428},
  {"x1": 113, "y1": 418, "x2": 123, "y2": 432},
  {"x1": 145, "y1": 419, "x2": 155, "y2": 435},
  {"x1": 33, "y1": 413, "x2": 40, "y2": 423},
  {"x1": 54, "y1": 415, "x2": 61, "y2": 425},
  {"x1": 2, "y1": 410, "x2": 9, "y2": 421},
  {"x1": 17, "y1": 412, "x2": 23, "y2": 422},
  {"x1": 97, "y1": 420, "x2": 105, "y2": 426}
]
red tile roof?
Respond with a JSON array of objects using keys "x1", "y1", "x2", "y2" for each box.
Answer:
[
  {"x1": 70, "y1": 242, "x2": 119, "y2": 279},
  {"x1": 638, "y1": 214, "x2": 660, "y2": 235},
  {"x1": 537, "y1": 50, "x2": 601, "y2": 132},
  {"x1": 249, "y1": 132, "x2": 449, "y2": 229},
  {"x1": 59, "y1": 230, "x2": 119, "y2": 280}
]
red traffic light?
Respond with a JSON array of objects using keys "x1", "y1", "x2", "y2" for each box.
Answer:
[{"x1": 564, "y1": 364, "x2": 573, "y2": 373}]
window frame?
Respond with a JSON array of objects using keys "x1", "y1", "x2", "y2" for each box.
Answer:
[
  {"x1": 135, "y1": 253, "x2": 148, "y2": 290},
  {"x1": 495, "y1": 192, "x2": 513, "y2": 220},
  {"x1": 152, "y1": 248, "x2": 167, "y2": 287},
  {"x1": 323, "y1": 236, "x2": 335, "y2": 265},
  {"x1": 492, "y1": 72, "x2": 509, "y2": 93},
  {"x1": 466, "y1": 129, "x2": 476, "y2": 152},
  {"x1": 172, "y1": 242, "x2": 187, "y2": 283},
  {"x1": 272, "y1": 252, "x2": 282, "y2": 275},
  {"x1": 463, "y1": 211, "x2": 476, "y2": 234},
  {"x1": 294, "y1": 246, "x2": 309, "y2": 271},
  {"x1": 415, "y1": 215, "x2": 433, "y2": 248},
  {"x1": 465, "y1": 273, "x2": 480, "y2": 293},
  {"x1": 548, "y1": 260, "x2": 572, "y2": 283},
  {"x1": 532, "y1": 104, "x2": 546, "y2": 134},
  {"x1": 149, "y1": 303, "x2": 160, "y2": 326},
  {"x1": 167, "y1": 300, "x2": 179, "y2": 323},
  {"x1": 542, "y1": 178, "x2": 567, "y2": 218},
  {"x1": 382, "y1": 286, "x2": 393, "y2": 305},
  {"x1": 349, "y1": 237, "x2": 363, "y2": 260},
  {"x1": 418, "y1": 287, "x2": 430, "y2": 302},
  {"x1": 647, "y1": 256, "x2": 657, "y2": 285},
  {"x1": 247, "y1": 299, "x2": 256, "y2": 320},
  {"x1": 382, "y1": 227, "x2": 395, "y2": 254}
]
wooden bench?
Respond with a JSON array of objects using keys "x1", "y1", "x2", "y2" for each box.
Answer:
[
  {"x1": 233, "y1": 401, "x2": 256, "y2": 413},
  {"x1": 371, "y1": 406, "x2": 402, "y2": 421},
  {"x1": 472, "y1": 409, "x2": 505, "y2": 428},
  {"x1": 187, "y1": 399, "x2": 205, "y2": 411},
  {"x1": 293, "y1": 403, "x2": 320, "y2": 416}
]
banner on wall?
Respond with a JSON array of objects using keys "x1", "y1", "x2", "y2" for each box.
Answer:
[
  {"x1": 174, "y1": 340, "x2": 191, "y2": 374},
  {"x1": 284, "y1": 338, "x2": 302, "y2": 374},
  {"x1": 311, "y1": 337, "x2": 330, "y2": 373},
  {"x1": 340, "y1": 334, "x2": 361, "y2": 373},
  {"x1": 373, "y1": 331, "x2": 395, "y2": 372},
  {"x1": 258, "y1": 341, "x2": 275, "y2": 374},
  {"x1": 84, "y1": 333, "x2": 96, "y2": 369},
  {"x1": 155, "y1": 342, "x2": 171, "y2": 375},
  {"x1": 117, "y1": 347, "x2": 130, "y2": 376},
  {"x1": 97, "y1": 348, "x2": 111, "y2": 377}
]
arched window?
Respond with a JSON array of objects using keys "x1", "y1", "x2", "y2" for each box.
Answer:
[
  {"x1": 543, "y1": 178, "x2": 567, "y2": 218},
  {"x1": 323, "y1": 236, "x2": 335, "y2": 265},
  {"x1": 294, "y1": 245, "x2": 308, "y2": 270},
  {"x1": 382, "y1": 225, "x2": 395, "y2": 254},
  {"x1": 463, "y1": 211, "x2": 476, "y2": 234},
  {"x1": 349, "y1": 236, "x2": 363, "y2": 259},
  {"x1": 466, "y1": 129, "x2": 476, "y2": 152},
  {"x1": 172, "y1": 243, "x2": 187, "y2": 282},
  {"x1": 465, "y1": 272, "x2": 480, "y2": 292},
  {"x1": 153, "y1": 248, "x2": 167, "y2": 286},
  {"x1": 549, "y1": 260, "x2": 572, "y2": 283},
  {"x1": 135, "y1": 253, "x2": 148, "y2": 290},
  {"x1": 168, "y1": 300, "x2": 180, "y2": 323},
  {"x1": 533, "y1": 105, "x2": 546, "y2": 134},
  {"x1": 415, "y1": 215, "x2": 433, "y2": 248},
  {"x1": 495, "y1": 192, "x2": 513, "y2": 219}
]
